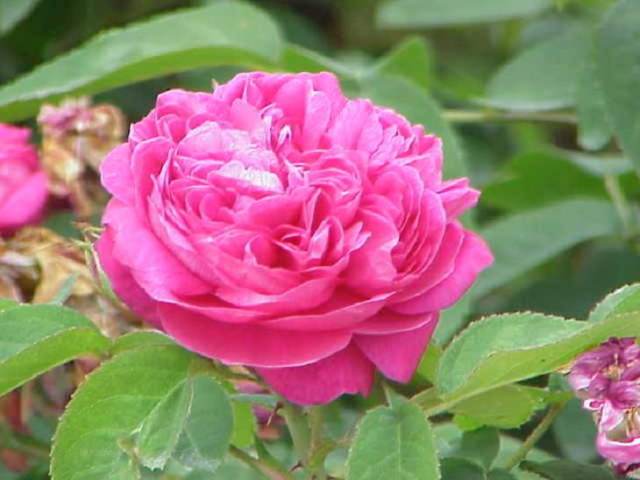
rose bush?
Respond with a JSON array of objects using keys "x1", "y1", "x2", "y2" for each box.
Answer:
[
  {"x1": 0, "y1": 124, "x2": 48, "y2": 235},
  {"x1": 96, "y1": 72, "x2": 492, "y2": 404}
]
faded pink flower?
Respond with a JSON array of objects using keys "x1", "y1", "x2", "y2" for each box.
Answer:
[
  {"x1": 96, "y1": 72, "x2": 493, "y2": 405},
  {"x1": 569, "y1": 337, "x2": 640, "y2": 475},
  {"x1": 0, "y1": 124, "x2": 48, "y2": 235}
]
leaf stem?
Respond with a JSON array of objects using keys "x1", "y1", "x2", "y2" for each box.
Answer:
[
  {"x1": 604, "y1": 174, "x2": 634, "y2": 237},
  {"x1": 502, "y1": 399, "x2": 568, "y2": 471},
  {"x1": 229, "y1": 445, "x2": 296, "y2": 480},
  {"x1": 443, "y1": 109, "x2": 577, "y2": 124},
  {"x1": 281, "y1": 402, "x2": 311, "y2": 464}
]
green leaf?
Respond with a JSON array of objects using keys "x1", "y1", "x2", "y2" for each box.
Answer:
[
  {"x1": 414, "y1": 344, "x2": 443, "y2": 384},
  {"x1": 0, "y1": 0, "x2": 40, "y2": 34},
  {"x1": 51, "y1": 346, "x2": 233, "y2": 480},
  {"x1": 369, "y1": 36, "x2": 433, "y2": 90},
  {"x1": 359, "y1": 74, "x2": 467, "y2": 180},
  {"x1": 0, "y1": 2, "x2": 282, "y2": 122},
  {"x1": 280, "y1": 44, "x2": 354, "y2": 80},
  {"x1": 576, "y1": 45, "x2": 613, "y2": 151},
  {"x1": 377, "y1": 0, "x2": 551, "y2": 29},
  {"x1": 346, "y1": 401, "x2": 440, "y2": 480},
  {"x1": 0, "y1": 304, "x2": 110, "y2": 397},
  {"x1": 559, "y1": 150, "x2": 632, "y2": 177},
  {"x1": 588, "y1": 283, "x2": 640, "y2": 323},
  {"x1": 521, "y1": 460, "x2": 615, "y2": 480},
  {"x1": 482, "y1": 152, "x2": 608, "y2": 212},
  {"x1": 436, "y1": 310, "x2": 640, "y2": 400},
  {"x1": 440, "y1": 458, "x2": 486, "y2": 480},
  {"x1": 487, "y1": 469, "x2": 517, "y2": 480},
  {"x1": 483, "y1": 26, "x2": 591, "y2": 111},
  {"x1": 596, "y1": 0, "x2": 640, "y2": 175},
  {"x1": 450, "y1": 386, "x2": 546, "y2": 429},
  {"x1": 110, "y1": 330, "x2": 176, "y2": 356},
  {"x1": 475, "y1": 200, "x2": 620, "y2": 298},
  {"x1": 448, "y1": 427, "x2": 499, "y2": 470}
]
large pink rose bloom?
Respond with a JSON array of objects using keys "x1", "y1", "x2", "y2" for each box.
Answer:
[
  {"x1": 96, "y1": 72, "x2": 493, "y2": 404},
  {"x1": 0, "y1": 124, "x2": 48, "y2": 235}
]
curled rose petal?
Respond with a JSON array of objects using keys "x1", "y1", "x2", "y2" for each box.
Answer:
[{"x1": 96, "y1": 72, "x2": 493, "y2": 405}]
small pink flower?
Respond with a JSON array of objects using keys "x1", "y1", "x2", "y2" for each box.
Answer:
[
  {"x1": 0, "y1": 124, "x2": 48, "y2": 235},
  {"x1": 96, "y1": 72, "x2": 493, "y2": 405},
  {"x1": 569, "y1": 337, "x2": 640, "y2": 474}
]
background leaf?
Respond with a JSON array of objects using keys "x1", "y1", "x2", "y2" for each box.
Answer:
[
  {"x1": 475, "y1": 199, "x2": 619, "y2": 298},
  {"x1": 377, "y1": 0, "x2": 551, "y2": 29},
  {"x1": 0, "y1": 0, "x2": 40, "y2": 34},
  {"x1": 596, "y1": 0, "x2": 640, "y2": 174},
  {"x1": 0, "y1": 304, "x2": 110, "y2": 397},
  {"x1": 0, "y1": 2, "x2": 282, "y2": 122},
  {"x1": 483, "y1": 26, "x2": 590, "y2": 111}
]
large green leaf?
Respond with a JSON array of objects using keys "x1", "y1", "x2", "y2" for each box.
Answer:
[
  {"x1": 483, "y1": 26, "x2": 591, "y2": 111},
  {"x1": 377, "y1": 0, "x2": 551, "y2": 29},
  {"x1": 51, "y1": 346, "x2": 233, "y2": 480},
  {"x1": 596, "y1": 0, "x2": 640, "y2": 174},
  {"x1": 588, "y1": 282, "x2": 640, "y2": 323},
  {"x1": 435, "y1": 310, "x2": 640, "y2": 400},
  {"x1": 359, "y1": 74, "x2": 467, "y2": 181},
  {"x1": 482, "y1": 152, "x2": 608, "y2": 212},
  {"x1": 0, "y1": 304, "x2": 110, "y2": 397},
  {"x1": 346, "y1": 401, "x2": 440, "y2": 480},
  {"x1": 0, "y1": 0, "x2": 40, "y2": 34},
  {"x1": 0, "y1": 2, "x2": 282, "y2": 122},
  {"x1": 475, "y1": 199, "x2": 619, "y2": 298}
]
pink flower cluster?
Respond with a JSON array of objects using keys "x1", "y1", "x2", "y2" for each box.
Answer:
[{"x1": 569, "y1": 337, "x2": 640, "y2": 476}]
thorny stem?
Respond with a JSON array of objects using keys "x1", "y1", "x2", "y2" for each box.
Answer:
[
  {"x1": 502, "y1": 399, "x2": 569, "y2": 471},
  {"x1": 229, "y1": 445, "x2": 296, "y2": 480},
  {"x1": 443, "y1": 109, "x2": 577, "y2": 124}
]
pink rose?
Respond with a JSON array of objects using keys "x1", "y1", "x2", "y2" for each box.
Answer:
[
  {"x1": 96, "y1": 72, "x2": 493, "y2": 405},
  {"x1": 0, "y1": 124, "x2": 48, "y2": 235}
]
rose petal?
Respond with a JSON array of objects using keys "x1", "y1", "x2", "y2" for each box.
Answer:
[
  {"x1": 255, "y1": 343, "x2": 374, "y2": 405},
  {"x1": 159, "y1": 303, "x2": 352, "y2": 368},
  {"x1": 354, "y1": 315, "x2": 438, "y2": 382}
]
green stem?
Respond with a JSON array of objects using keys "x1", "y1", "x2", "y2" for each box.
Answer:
[
  {"x1": 443, "y1": 109, "x2": 577, "y2": 124},
  {"x1": 281, "y1": 402, "x2": 311, "y2": 465},
  {"x1": 229, "y1": 445, "x2": 296, "y2": 480},
  {"x1": 604, "y1": 174, "x2": 634, "y2": 237},
  {"x1": 502, "y1": 399, "x2": 568, "y2": 471}
]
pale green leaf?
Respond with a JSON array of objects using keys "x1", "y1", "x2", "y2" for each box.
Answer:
[{"x1": 588, "y1": 283, "x2": 640, "y2": 323}]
